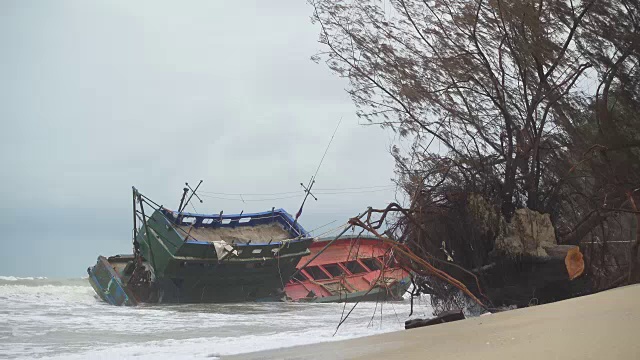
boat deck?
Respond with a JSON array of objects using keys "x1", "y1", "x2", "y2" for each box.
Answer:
[{"x1": 177, "y1": 223, "x2": 291, "y2": 244}]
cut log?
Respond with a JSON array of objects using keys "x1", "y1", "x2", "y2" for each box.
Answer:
[
  {"x1": 469, "y1": 245, "x2": 588, "y2": 308},
  {"x1": 542, "y1": 244, "x2": 585, "y2": 280},
  {"x1": 565, "y1": 247, "x2": 585, "y2": 280},
  {"x1": 543, "y1": 244, "x2": 578, "y2": 259}
]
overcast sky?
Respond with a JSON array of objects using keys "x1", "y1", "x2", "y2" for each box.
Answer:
[{"x1": 0, "y1": 1, "x2": 402, "y2": 277}]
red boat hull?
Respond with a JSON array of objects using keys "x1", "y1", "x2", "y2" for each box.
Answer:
[{"x1": 284, "y1": 236, "x2": 411, "y2": 303}]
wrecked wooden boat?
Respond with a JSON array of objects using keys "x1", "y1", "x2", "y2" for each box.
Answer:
[
  {"x1": 284, "y1": 236, "x2": 411, "y2": 302},
  {"x1": 88, "y1": 187, "x2": 313, "y2": 305},
  {"x1": 88, "y1": 255, "x2": 138, "y2": 306}
]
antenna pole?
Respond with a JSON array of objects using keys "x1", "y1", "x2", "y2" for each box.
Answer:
[
  {"x1": 294, "y1": 179, "x2": 317, "y2": 225},
  {"x1": 185, "y1": 182, "x2": 204, "y2": 204},
  {"x1": 180, "y1": 180, "x2": 203, "y2": 213},
  {"x1": 293, "y1": 118, "x2": 341, "y2": 225},
  {"x1": 177, "y1": 187, "x2": 189, "y2": 212}
]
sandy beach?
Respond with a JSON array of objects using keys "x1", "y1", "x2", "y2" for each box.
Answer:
[{"x1": 228, "y1": 284, "x2": 640, "y2": 360}]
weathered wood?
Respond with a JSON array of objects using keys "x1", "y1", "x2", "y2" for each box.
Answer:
[
  {"x1": 404, "y1": 310, "x2": 465, "y2": 330},
  {"x1": 544, "y1": 245, "x2": 578, "y2": 259}
]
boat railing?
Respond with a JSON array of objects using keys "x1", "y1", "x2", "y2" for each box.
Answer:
[{"x1": 162, "y1": 208, "x2": 309, "y2": 239}]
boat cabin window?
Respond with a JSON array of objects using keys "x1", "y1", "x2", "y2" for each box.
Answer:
[
  {"x1": 361, "y1": 258, "x2": 381, "y2": 271},
  {"x1": 345, "y1": 260, "x2": 367, "y2": 274},
  {"x1": 292, "y1": 272, "x2": 309, "y2": 282},
  {"x1": 305, "y1": 266, "x2": 330, "y2": 280},
  {"x1": 322, "y1": 264, "x2": 344, "y2": 277}
]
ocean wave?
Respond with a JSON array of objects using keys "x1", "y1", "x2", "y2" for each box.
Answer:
[
  {"x1": 0, "y1": 277, "x2": 434, "y2": 360},
  {"x1": 0, "y1": 276, "x2": 89, "y2": 287},
  {"x1": 0, "y1": 276, "x2": 48, "y2": 281},
  {"x1": 31, "y1": 313, "x2": 409, "y2": 360},
  {"x1": 0, "y1": 284, "x2": 96, "y2": 307}
]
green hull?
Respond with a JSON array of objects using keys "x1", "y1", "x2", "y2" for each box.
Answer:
[{"x1": 88, "y1": 201, "x2": 314, "y2": 304}]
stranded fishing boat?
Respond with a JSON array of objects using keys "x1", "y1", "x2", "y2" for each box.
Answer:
[
  {"x1": 88, "y1": 187, "x2": 313, "y2": 305},
  {"x1": 285, "y1": 236, "x2": 411, "y2": 302}
]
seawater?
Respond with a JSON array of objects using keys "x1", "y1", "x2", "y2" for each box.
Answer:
[{"x1": 0, "y1": 276, "x2": 433, "y2": 359}]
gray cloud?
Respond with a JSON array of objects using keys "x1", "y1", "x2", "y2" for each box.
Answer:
[{"x1": 0, "y1": 0, "x2": 399, "y2": 277}]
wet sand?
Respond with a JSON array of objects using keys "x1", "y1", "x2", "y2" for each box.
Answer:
[{"x1": 228, "y1": 284, "x2": 640, "y2": 360}]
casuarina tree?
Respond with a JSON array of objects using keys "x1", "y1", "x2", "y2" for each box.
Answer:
[{"x1": 309, "y1": 0, "x2": 640, "y2": 307}]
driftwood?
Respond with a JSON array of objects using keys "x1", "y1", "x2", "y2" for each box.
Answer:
[{"x1": 404, "y1": 310, "x2": 465, "y2": 330}]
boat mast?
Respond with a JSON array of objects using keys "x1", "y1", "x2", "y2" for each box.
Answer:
[
  {"x1": 177, "y1": 187, "x2": 189, "y2": 214},
  {"x1": 132, "y1": 187, "x2": 140, "y2": 257},
  {"x1": 293, "y1": 118, "x2": 341, "y2": 226},
  {"x1": 182, "y1": 181, "x2": 204, "y2": 211},
  {"x1": 178, "y1": 180, "x2": 203, "y2": 214}
]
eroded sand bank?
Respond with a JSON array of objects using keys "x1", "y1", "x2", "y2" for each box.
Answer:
[{"x1": 227, "y1": 284, "x2": 640, "y2": 360}]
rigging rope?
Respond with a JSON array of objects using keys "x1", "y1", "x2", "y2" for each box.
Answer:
[
  {"x1": 198, "y1": 187, "x2": 397, "y2": 202},
  {"x1": 198, "y1": 184, "x2": 395, "y2": 196}
]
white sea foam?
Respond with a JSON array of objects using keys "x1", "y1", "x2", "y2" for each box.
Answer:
[
  {"x1": 37, "y1": 326, "x2": 396, "y2": 360},
  {"x1": 0, "y1": 277, "x2": 434, "y2": 359}
]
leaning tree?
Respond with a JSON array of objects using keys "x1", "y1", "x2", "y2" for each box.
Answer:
[{"x1": 309, "y1": 0, "x2": 640, "y2": 307}]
